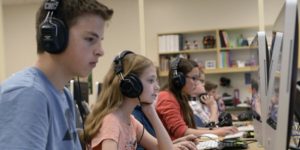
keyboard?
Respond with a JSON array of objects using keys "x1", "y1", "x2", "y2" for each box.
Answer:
[
  {"x1": 197, "y1": 140, "x2": 219, "y2": 150},
  {"x1": 220, "y1": 139, "x2": 248, "y2": 149},
  {"x1": 223, "y1": 131, "x2": 245, "y2": 140},
  {"x1": 238, "y1": 125, "x2": 254, "y2": 132}
]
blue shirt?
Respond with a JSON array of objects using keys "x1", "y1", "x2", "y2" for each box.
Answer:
[
  {"x1": 0, "y1": 67, "x2": 82, "y2": 150},
  {"x1": 132, "y1": 106, "x2": 156, "y2": 150}
]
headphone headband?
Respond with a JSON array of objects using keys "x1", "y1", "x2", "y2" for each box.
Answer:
[
  {"x1": 171, "y1": 57, "x2": 181, "y2": 75},
  {"x1": 40, "y1": 0, "x2": 68, "y2": 54},
  {"x1": 170, "y1": 57, "x2": 186, "y2": 90},
  {"x1": 113, "y1": 50, "x2": 143, "y2": 98},
  {"x1": 114, "y1": 50, "x2": 134, "y2": 75}
]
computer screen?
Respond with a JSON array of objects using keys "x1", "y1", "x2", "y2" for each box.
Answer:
[
  {"x1": 264, "y1": 0, "x2": 298, "y2": 149},
  {"x1": 69, "y1": 80, "x2": 90, "y2": 122},
  {"x1": 95, "y1": 81, "x2": 102, "y2": 99},
  {"x1": 70, "y1": 80, "x2": 89, "y2": 103},
  {"x1": 294, "y1": 81, "x2": 300, "y2": 122},
  {"x1": 251, "y1": 31, "x2": 272, "y2": 146}
]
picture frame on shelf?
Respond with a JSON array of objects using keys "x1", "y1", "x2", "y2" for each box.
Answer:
[{"x1": 205, "y1": 60, "x2": 216, "y2": 69}]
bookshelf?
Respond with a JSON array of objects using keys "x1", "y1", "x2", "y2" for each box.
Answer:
[{"x1": 158, "y1": 26, "x2": 260, "y2": 77}]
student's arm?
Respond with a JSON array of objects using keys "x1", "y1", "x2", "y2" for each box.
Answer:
[
  {"x1": 172, "y1": 134, "x2": 197, "y2": 150},
  {"x1": 99, "y1": 140, "x2": 118, "y2": 150},
  {"x1": 0, "y1": 88, "x2": 49, "y2": 149},
  {"x1": 201, "y1": 95, "x2": 218, "y2": 122},
  {"x1": 172, "y1": 134, "x2": 197, "y2": 144},
  {"x1": 156, "y1": 93, "x2": 189, "y2": 139},
  {"x1": 139, "y1": 104, "x2": 173, "y2": 150},
  {"x1": 185, "y1": 126, "x2": 238, "y2": 137}
]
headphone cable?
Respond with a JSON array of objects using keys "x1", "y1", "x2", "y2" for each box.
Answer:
[
  {"x1": 137, "y1": 96, "x2": 145, "y2": 145},
  {"x1": 76, "y1": 76, "x2": 88, "y2": 149}
]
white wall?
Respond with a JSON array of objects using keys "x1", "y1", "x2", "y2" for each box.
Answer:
[
  {"x1": 1, "y1": 0, "x2": 286, "y2": 103},
  {"x1": 3, "y1": 3, "x2": 39, "y2": 77},
  {"x1": 0, "y1": 0, "x2": 5, "y2": 82}
]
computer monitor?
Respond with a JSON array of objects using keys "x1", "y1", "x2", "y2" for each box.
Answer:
[
  {"x1": 295, "y1": 81, "x2": 300, "y2": 123},
  {"x1": 264, "y1": 0, "x2": 298, "y2": 149},
  {"x1": 253, "y1": 31, "x2": 283, "y2": 146},
  {"x1": 95, "y1": 81, "x2": 102, "y2": 99},
  {"x1": 252, "y1": 31, "x2": 270, "y2": 146},
  {"x1": 70, "y1": 80, "x2": 89, "y2": 103},
  {"x1": 70, "y1": 80, "x2": 90, "y2": 122}
]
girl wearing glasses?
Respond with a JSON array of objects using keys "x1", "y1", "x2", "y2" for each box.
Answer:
[
  {"x1": 188, "y1": 73, "x2": 220, "y2": 127},
  {"x1": 156, "y1": 58, "x2": 238, "y2": 140}
]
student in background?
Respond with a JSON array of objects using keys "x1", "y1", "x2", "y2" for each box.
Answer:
[
  {"x1": 205, "y1": 81, "x2": 239, "y2": 122},
  {"x1": 84, "y1": 51, "x2": 173, "y2": 150},
  {"x1": 188, "y1": 70, "x2": 219, "y2": 126},
  {"x1": 133, "y1": 66, "x2": 197, "y2": 150},
  {"x1": 0, "y1": 0, "x2": 112, "y2": 149},
  {"x1": 132, "y1": 105, "x2": 197, "y2": 150},
  {"x1": 250, "y1": 79, "x2": 262, "y2": 116},
  {"x1": 204, "y1": 81, "x2": 225, "y2": 113},
  {"x1": 156, "y1": 58, "x2": 238, "y2": 140}
]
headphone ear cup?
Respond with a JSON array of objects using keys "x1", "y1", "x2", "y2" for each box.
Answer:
[
  {"x1": 172, "y1": 72, "x2": 186, "y2": 90},
  {"x1": 120, "y1": 73, "x2": 143, "y2": 98},
  {"x1": 40, "y1": 18, "x2": 68, "y2": 54}
]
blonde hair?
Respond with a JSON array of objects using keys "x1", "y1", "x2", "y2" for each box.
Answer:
[{"x1": 84, "y1": 52, "x2": 153, "y2": 142}]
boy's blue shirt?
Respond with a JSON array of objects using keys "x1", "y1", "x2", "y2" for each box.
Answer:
[{"x1": 0, "y1": 67, "x2": 82, "y2": 150}]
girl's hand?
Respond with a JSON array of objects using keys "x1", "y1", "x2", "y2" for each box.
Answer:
[
  {"x1": 213, "y1": 126, "x2": 238, "y2": 137},
  {"x1": 173, "y1": 134, "x2": 197, "y2": 144},
  {"x1": 173, "y1": 140, "x2": 197, "y2": 150},
  {"x1": 200, "y1": 95, "x2": 217, "y2": 109},
  {"x1": 140, "y1": 103, "x2": 156, "y2": 118}
]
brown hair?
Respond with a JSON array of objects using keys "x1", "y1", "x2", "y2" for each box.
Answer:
[
  {"x1": 168, "y1": 58, "x2": 198, "y2": 128},
  {"x1": 204, "y1": 81, "x2": 218, "y2": 92},
  {"x1": 36, "y1": 0, "x2": 113, "y2": 54},
  {"x1": 84, "y1": 53, "x2": 154, "y2": 142}
]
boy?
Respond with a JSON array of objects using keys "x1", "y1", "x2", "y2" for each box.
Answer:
[
  {"x1": 0, "y1": 0, "x2": 113, "y2": 149},
  {"x1": 204, "y1": 81, "x2": 225, "y2": 112}
]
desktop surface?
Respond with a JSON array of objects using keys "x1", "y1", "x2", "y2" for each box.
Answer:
[{"x1": 196, "y1": 122, "x2": 261, "y2": 150}]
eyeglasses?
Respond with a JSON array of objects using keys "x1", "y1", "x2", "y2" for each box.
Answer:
[
  {"x1": 199, "y1": 79, "x2": 205, "y2": 84},
  {"x1": 185, "y1": 75, "x2": 205, "y2": 83},
  {"x1": 185, "y1": 75, "x2": 200, "y2": 81}
]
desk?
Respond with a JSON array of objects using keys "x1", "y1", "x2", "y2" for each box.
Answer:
[
  {"x1": 226, "y1": 106, "x2": 251, "y2": 116},
  {"x1": 248, "y1": 142, "x2": 264, "y2": 150}
]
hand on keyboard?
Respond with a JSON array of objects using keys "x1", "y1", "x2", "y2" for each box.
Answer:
[
  {"x1": 197, "y1": 140, "x2": 219, "y2": 150},
  {"x1": 237, "y1": 125, "x2": 254, "y2": 132},
  {"x1": 223, "y1": 131, "x2": 245, "y2": 140}
]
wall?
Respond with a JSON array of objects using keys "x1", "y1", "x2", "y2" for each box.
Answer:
[
  {"x1": 144, "y1": 0, "x2": 284, "y2": 102},
  {"x1": 2, "y1": 0, "x2": 141, "y2": 104},
  {"x1": 0, "y1": 0, "x2": 5, "y2": 82},
  {"x1": 1, "y1": 0, "x2": 286, "y2": 103},
  {"x1": 3, "y1": 3, "x2": 38, "y2": 78},
  {"x1": 144, "y1": 0, "x2": 284, "y2": 65}
]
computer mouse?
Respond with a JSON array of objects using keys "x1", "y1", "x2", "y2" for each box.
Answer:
[{"x1": 201, "y1": 133, "x2": 219, "y2": 139}]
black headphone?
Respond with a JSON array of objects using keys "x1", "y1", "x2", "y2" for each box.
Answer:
[
  {"x1": 114, "y1": 50, "x2": 143, "y2": 98},
  {"x1": 171, "y1": 57, "x2": 186, "y2": 90},
  {"x1": 39, "y1": 0, "x2": 68, "y2": 54}
]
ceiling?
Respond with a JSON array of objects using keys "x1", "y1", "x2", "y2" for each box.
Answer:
[{"x1": 2, "y1": 0, "x2": 41, "y2": 5}]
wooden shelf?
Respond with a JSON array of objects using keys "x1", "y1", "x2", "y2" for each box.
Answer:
[
  {"x1": 159, "y1": 66, "x2": 258, "y2": 76},
  {"x1": 220, "y1": 46, "x2": 258, "y2": 51},
  {"x1": 204, "y1": 66, "x2": 258, "y2": 74},
  {"x1": 158, "y1": 26, "x2": 260, "y2": 77},
  {"x1": 159, "y1": 48, "x2": 217, "y2": 55}
]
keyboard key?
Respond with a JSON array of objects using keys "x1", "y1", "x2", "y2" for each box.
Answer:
[{"x1": 197, "y1": 140, "x2": 219, "y2": 150}]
